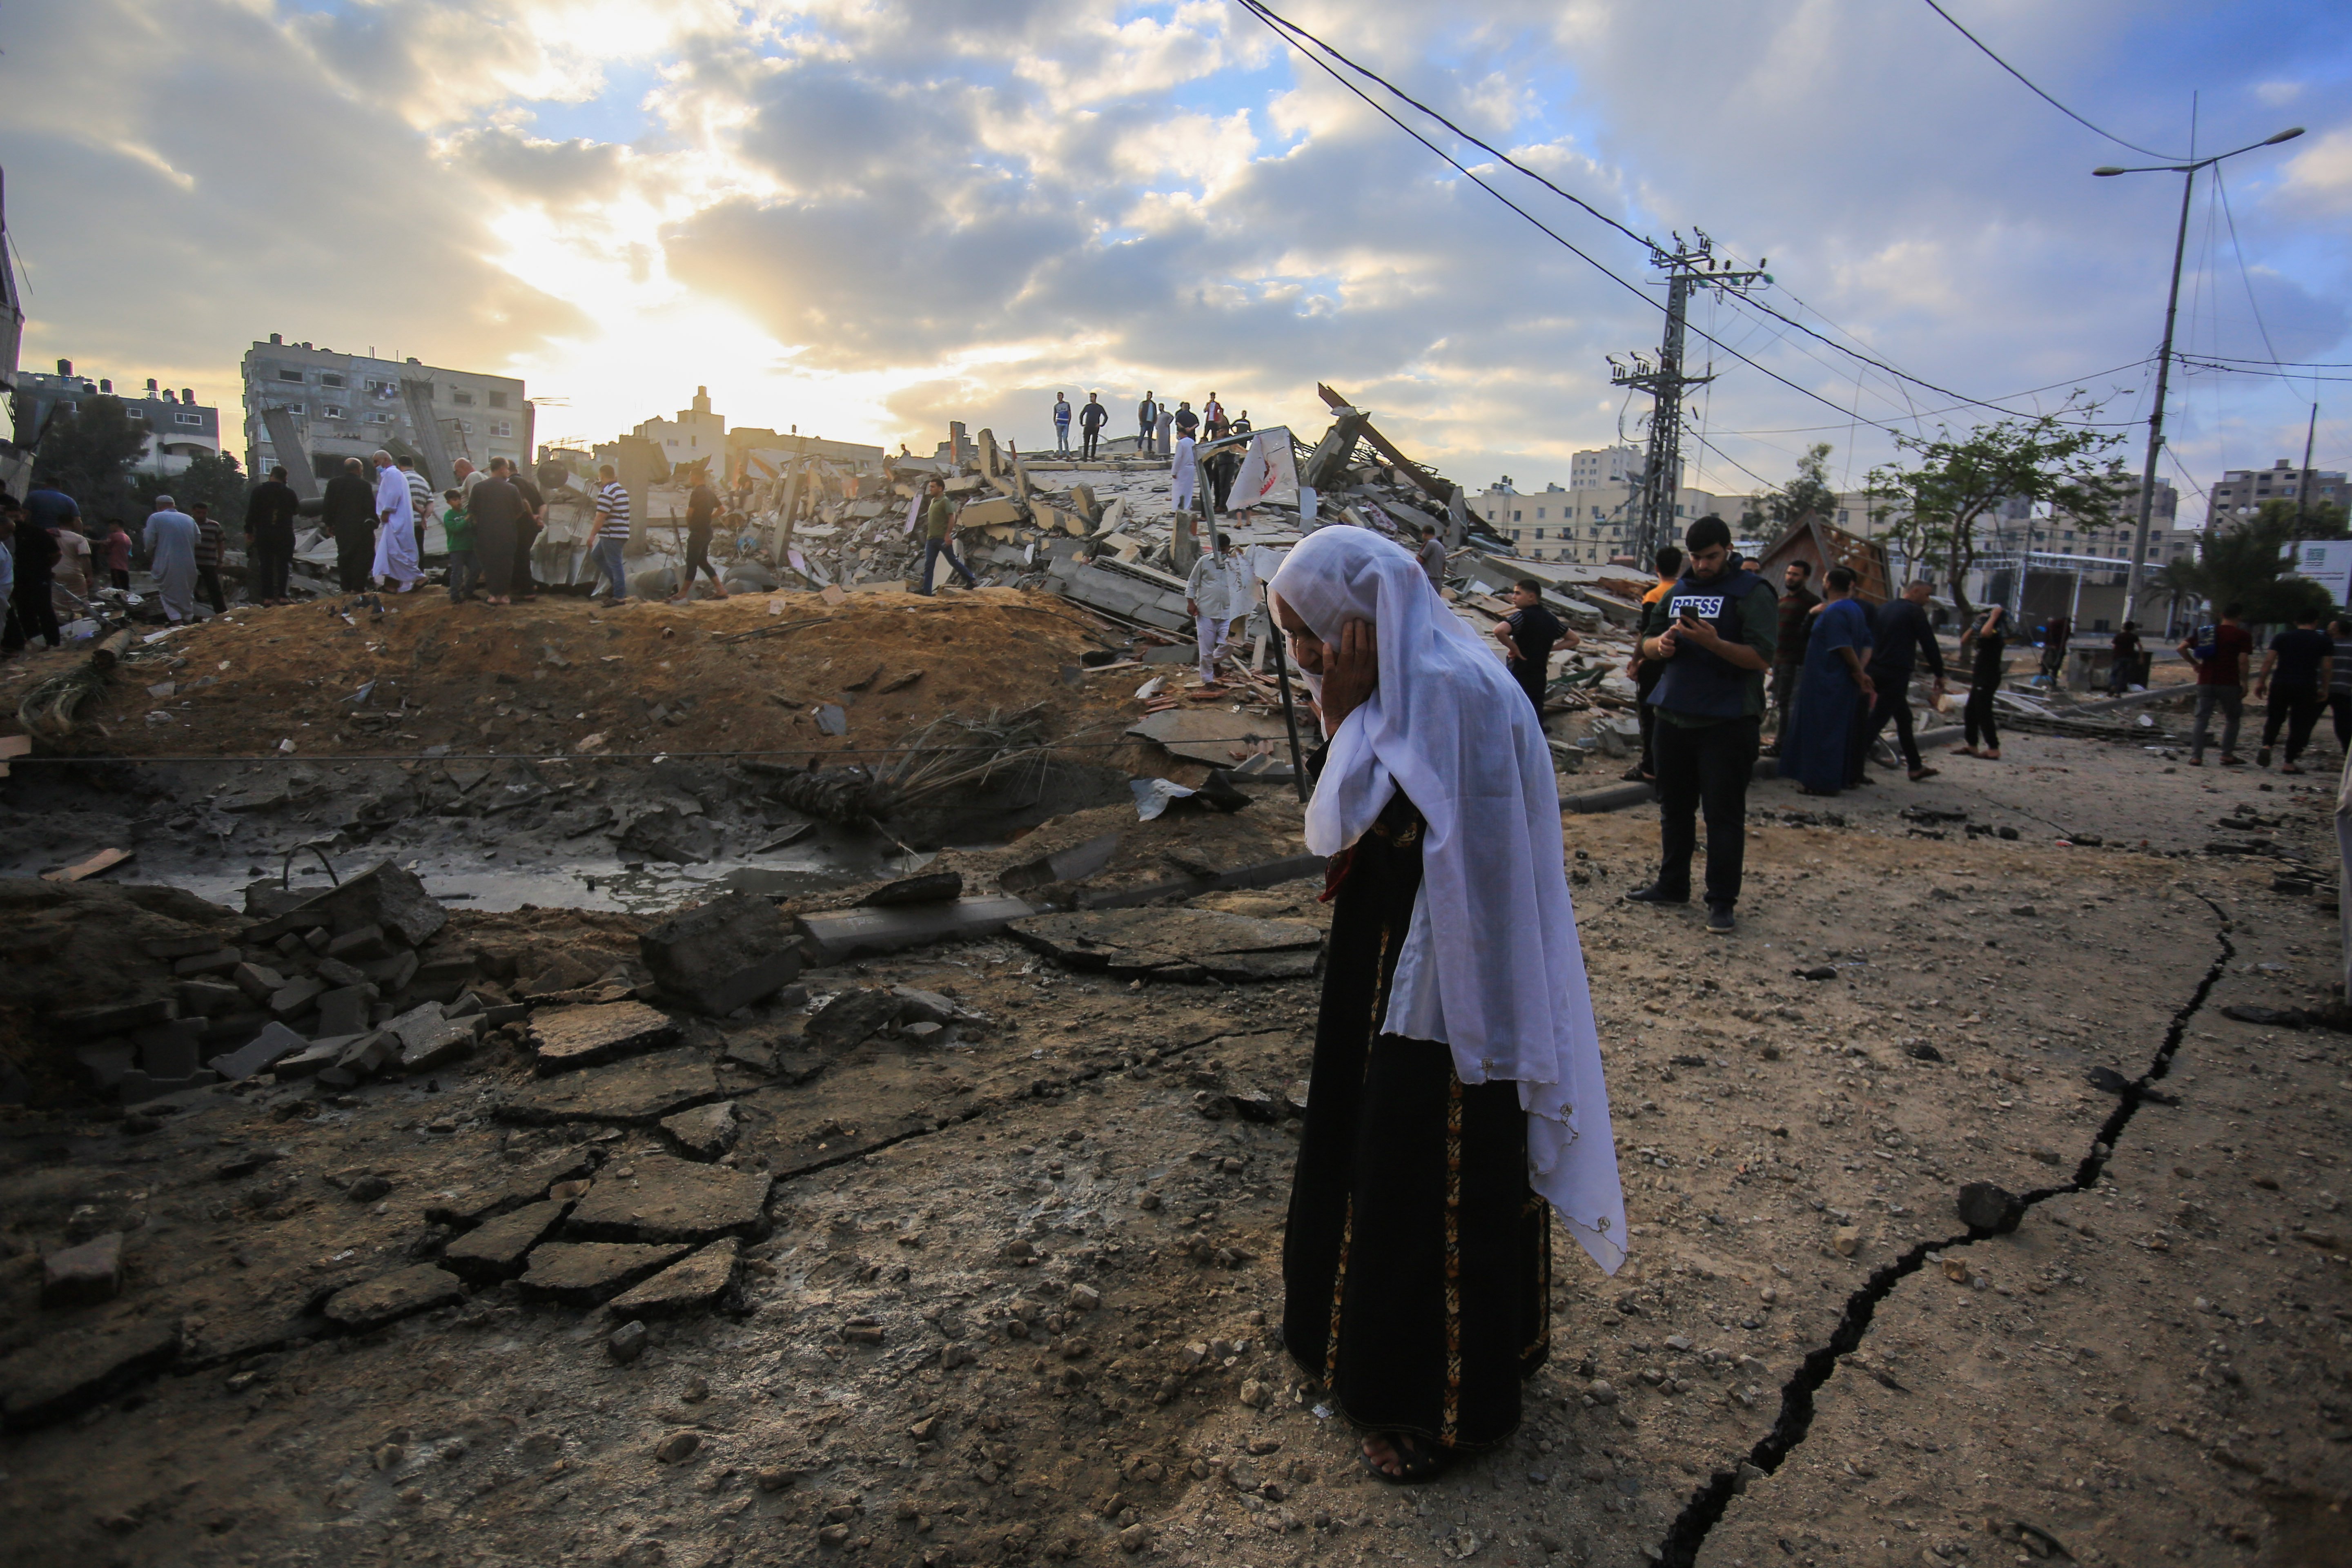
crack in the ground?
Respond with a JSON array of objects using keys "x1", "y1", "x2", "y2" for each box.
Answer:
[{"x1": 1652, "y1": 897, "x2": 2236, "y2": 1567}]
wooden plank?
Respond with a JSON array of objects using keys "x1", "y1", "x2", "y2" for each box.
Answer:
[{"x1": 43, "y1": 847, "x2": 134, "y2": 884}]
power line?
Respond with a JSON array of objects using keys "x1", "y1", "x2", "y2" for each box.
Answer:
[
  {"x1": 1237, "y1": 0, "x2": 2131, "y2": 430},
  {"x1": 1917, "y1": 0, "x2": 2184, "y2": 161}
]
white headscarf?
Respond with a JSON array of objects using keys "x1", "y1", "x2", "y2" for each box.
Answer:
[{"x1": 1269, "y1": 526, "x2": 1626, "y2": 1275}]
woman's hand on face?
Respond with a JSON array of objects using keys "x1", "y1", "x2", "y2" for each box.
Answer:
[{"x1": 1319, "y1": 618, "x2": 1379, "y2": 733}]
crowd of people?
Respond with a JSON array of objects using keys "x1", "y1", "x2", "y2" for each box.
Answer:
[{"x1": 1049, "y1": 388, "x2": 1250, "y2": 466}]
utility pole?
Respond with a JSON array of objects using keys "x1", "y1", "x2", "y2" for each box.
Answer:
[
  {"x1": 2093, "y1": 122, "x2": 2303, "y2": 622},
  {"x1": 1607, "y1": 232, "x2": 1768, "y2": 566},
  {"x1": 2294, "y1": 401, "x2": 2318, "y2": 532}
]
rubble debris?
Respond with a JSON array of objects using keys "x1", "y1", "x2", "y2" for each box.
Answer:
[
  {"x1": 638, "y1": 891, "x2": 804, "y2": 1016},
  {"x1": 609, "y1": 1238, "x2": 743, "y2": 1320},
  {"x1": 517, "y1": 1243, "x2": 690, "y2": 1306},
  {"x1": 862, "y1": 870, "x2": 965, "y2": 906},
  {"x1": 1956, "y1": 1181, "x2": 2027, "y2": 1234},
  {"x1": 998, "y1": 832, "x2": 1123, "y2": 894},
  {"x1": 661, "y1": 1100, "x2": 743, "y2": 1160},
  {"x1": 441, "y1": 1200, "x2": 575, "y2": 1282},
  {"x1": 794, "y1": 895, "x2": 1038, "y2": 963},
  {"x1": 493, "y1": 1047, "x2": 724, "y2": 1126},
  {"x1": 40, "y1": 847, "x2": 133, "y2": 884},
  {"x1": 322, "y1": 1264, "x2": 467, "y2": 1332},
  {"x1": 532, "y1": 999, "x2": 682, "y2": 1073},
  {"x1": 1007, "y1": 908, "x2": 1322, "y2": 982},
  {"x1": 0, "y1": 1320, "x2": 181, "y2": 1432},
  {"x1": 41, "y1": 1231, "x2": 126, "y2": 1308},
  {"x1": 566, "y1": 1156, "x2": 773, "y2": 1244}
]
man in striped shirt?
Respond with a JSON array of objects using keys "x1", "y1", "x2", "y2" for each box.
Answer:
[{"x1": 593, "y1": 465, "x2": 631, "y2": 605}]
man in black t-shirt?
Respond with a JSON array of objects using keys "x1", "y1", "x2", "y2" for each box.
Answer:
[
  {"x1": 674, "y1": 469, "x2": 728, "y2": 602},
  {"x1": 2254, "y1": 609, "x2": 2334, "y2": 773},
  {"x1": 1491, "y1": 578, "x2": 1579, "y2": 713}
]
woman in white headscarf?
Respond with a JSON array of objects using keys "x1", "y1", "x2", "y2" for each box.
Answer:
[{"x1": 1268, "y1": 525, "x2": 1624, "y2": 1484}]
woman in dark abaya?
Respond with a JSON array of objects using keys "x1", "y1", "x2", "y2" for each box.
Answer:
[
  {"x1": 1777, "y1": 565, "x2": 1876, "y2": 795},
  {"x1": 1268, "y1": 527, "x2": 1624, "y2": 1484}
]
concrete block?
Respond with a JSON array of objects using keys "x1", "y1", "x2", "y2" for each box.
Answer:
[
  {"x1": 170, "y1": 947, "x2": 243, "y2": 977},
  {"x1": 638, "y1": 891, "x2": 803, "y2": 1017},
  {"x1": 42, "y1": 1232, "x2": 124, "y2": 1307},
  {"x1": 55, "y1": 998, "x2": 177, "y2": 1039},
  {"x1": 207, "y1": 1021, "x2": 310, "y2": 1082}
]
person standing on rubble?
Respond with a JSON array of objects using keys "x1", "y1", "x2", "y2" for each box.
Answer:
[
  {"x1": 1203, "y1": 392, "x2": 1228, "y2": 439},
  {"x1": 1078, "y1": 392, "x2": 1109, "y2": 460},
  {"x1": 1622, "y1": 545, "x2": 1682, "y2": 784},
  {"x1": 2107, "y1": 620, "x2": 2144, "y2": 695},
  {"x1": 1172, "y1": 430, "x2": 1198, "y2": 515},
  {"x1": 468, "y1": 463, "x2": 526, "y2": 606},
  {"x1": 1137, "y1": 390, "x2": 1158, "y2": 454},
  {"x1": 1494, "y1": 578, "x2": 1578, "y2": 714},
  {"x1": 1268, "y1": 524, "x2": 1623, "y2": 1485},
  {"x1": 99, "y1": 516, "x2": 133, "y2": 595},
  {"x1": 1777, "y1": 564, "x2": 1876, "y2": 795},
  {"x1": 1416, "y1": 524, "x2": 1447, "y2": 592},
  {"x1": 189, "y1": 501, "x2": 228, "y2": 613},
  {"x1": 674, "y1": 465, "x2": 729, "y2": 603},
  {"x1": 500, "y1": 457, "x2": 546, "y2": 601},
  {"x1": 441, "y1": 489, "x2": 477, "y2": 603},
  {"x1": 591, "y1": 463, "x2": 632, "y2": 605},
  {"x1": 1053, "y1": 392, "x2": 1072, "y2": 456},
  {"x1": 244, "y1": 464, "x2": 298, "y2": 605},
  {"x1": 1171, "y1": 400, "x2": 1199, "y2": 444},
  {"x1": 1625, "y1": 516, "x2": 1777, "y2": 934},
  {"x1": 142, "y1": 493, "x2": 200, "y2": 624},
  {"x1": 1762, "y1": 558, "x2": 1818, "y2": 757},
  {"x1": 322, "y1": 457, "x2": 376, "y2": 592},
  {"x1": 1186, "y1": 531, "x2": 1244, "y2": 685},
  {"x1": 2181, "y1": 605, "x2": 2253, "y2": 766},
  {"x1": 2254, "y1": 607, "x2": 2332, "y2": 774},
  {"x1": 916, "y1": 476, "x2": 979, "y2": 595},
  {"x1": 4, "y1": 493, "x2": 60, "y2": 650},
  {"x1": 397, "y1": 455, "x2": 432, "y2": 540},
  {"x1": 369, "y1": 450, "x2": 420, "y2": 593},
  {"x1": 1953, "y1": 602, "x2": 2009, "y2": 760}
]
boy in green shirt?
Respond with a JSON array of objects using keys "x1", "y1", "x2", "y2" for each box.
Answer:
[{"x1": 441, "y1": 488, "x2": 478, "y2": 603}]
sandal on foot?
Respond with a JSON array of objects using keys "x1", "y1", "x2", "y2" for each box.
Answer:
[{"x1": 1359, "y1": 1432, "x2": 1455, "y2": 1486}]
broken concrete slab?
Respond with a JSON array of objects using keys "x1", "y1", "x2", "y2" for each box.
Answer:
[
  {"x1": 532, "y1": 999, "x2": 680, "y2": 1074},
  {"x1": 891, "y1": 986, "x2": 985, "y2": 1027},
  {"x1": 321, "y1": 1264, "x2": 466, "y2": 1331},
  {"x1": 441, "y1": 1199, "x2": 573, "y2": 1282},
  {"x1": 608, "y1": 1238, "x2": 741, "y2": 1320},
  {"x1": 41, "y1": 1232, "x2": 125, "y2": 1308},
  {"x1": 660, "y1": 1101, "x2": 742, "y2": 1161},
  {"x1": 398, "y1": 1017, "x2": 479, "y2": 1074},
  {"x1": 314, "y1": 985, "x2": 373, "y2": 1038},
  {"x1": 0, "y1": 1319, "x2": 180, "y2": 1432},
  {"x1": 1007, "y1": 907, "x2": 1324, "y2": 983},
  {"x1": 493, "y1": 1047, "x2": 724, "y2": 1126},
  {"x1": 567, "y1": 1157, "x2": 773, "y2": 1244},
  {"x1": 861, "y1": 871, "x2": 964, "y2": 906},
  {"x1": 638, "y1": 892, "x2": 803, "y2": 1016},
  {"x1": 806, "y1": 988, "x2": 906, "y2": 1051},
  {"x1": 423, "y1": 1150, "x2": 597, "y2": 1227},
  {"x1": 205, "y1": 1020, "x2": 310, "y2": 1083},
  {"x1": 517, "y1": 1242, "x2": 689, "y2": 1306},
  {"x1": 56, "y1": 997, "x2": 177, "y2": 1039},
  {"x1": 619, "y1": 810, "x2": 724, "y2": 865},
  {"x1": 998, "y1": 832, "x2": 1123, "y2": 894},
  {"x1": 794, "y1": 895, "x2": 1038, "y2": 963},
  {"x1": 247, "y1": 860, "x2": 448, "y2": 949}
]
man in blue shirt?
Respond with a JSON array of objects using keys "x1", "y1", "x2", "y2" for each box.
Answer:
[{"x1": 1052, "y1": 393, "x2": 1071, "y2": 456}]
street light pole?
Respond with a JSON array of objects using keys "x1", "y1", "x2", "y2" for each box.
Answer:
[{"x1": 2095, "y1": 125, "x2": 2304, "y2": 624}]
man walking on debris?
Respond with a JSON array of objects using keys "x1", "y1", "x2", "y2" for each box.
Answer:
[
  {"x1": 1494, "y1": 577, "x2": 1578, "y2": 715},
  {"x1": 1764, "y1": 557, "x2": 1818, "y2": 756},
  {"x1": 1186, "y1": 530, "x2": 1244, "y2": 685},
  {"x1": 1052, "y1": 392, "x2": 1071, "y2": 455},
  {"x1": 1416, "y1": 523, "x2": 1447, "y2": 591},
  {"x1": 592, "y1": 464, "x2": 632, "y2": 605},
  {"x1": 1137, "y1": 390, "x2": 1158, "y2": 453},
  {"x1": 917, "y1": 476, "x2": 979, "y2": 595},
  {"x1": 323, "y1": 457, "x2": 376, "y2": 592},
  {"x1": 2040, "y1": 612, "x2": 2071, "y2": 685},
  {"x1": 1267, "y1": 524, "x2": 1623, "y2": 1484},
  {"x1": 370, "y1": 449, "x2": 420, "y2": 593},
  {"x1": 675, "y1": 465, "x2": 729, "y2": 603},
  {"x1": 1626, "y1": 516, "x2": 1777, "y2": 933},
  {"x1": 2182, "y1": 605, "x2": 2253, "y2": 766},
  {"x1": 1078, "y1": 392, "x2": 1108, "y2": 460},
  {"x1": 190, "y1": 501, "x2": 228, "y2": 614},
  {"x1": 1858, "y1": 580, "x2": 1945, "y2": 782},
  {"x1": 143, "y1": 493, "x2": 200, "y2": 624},
  {"x1": 245, "y1": 463, "x2": 299, "y2": 605},
  {"x1": 2254, "y1": 607, "x2": 2332, "y2": 774}
]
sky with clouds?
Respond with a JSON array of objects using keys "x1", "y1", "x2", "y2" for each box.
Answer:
[{"x1": 3, "y1": 0, "x2": 2348, "y2": 512}]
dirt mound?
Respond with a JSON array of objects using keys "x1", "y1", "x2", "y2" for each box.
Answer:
[{"x1": 14, "y1": 587, "x2": 1138, "y2": 766}]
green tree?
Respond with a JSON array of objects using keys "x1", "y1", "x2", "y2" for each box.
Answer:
[
  {"x1": 1864, "y1": 398, "x2": 2127, "y2": 616},
  {"x1": 1766, "y1": 442, "x2": 1840, "y2": 529},
  {"x1": 137, "y1": 449, "x2": 250, "y2": 521},
  {"x1": 31, "y1": 394, "x2": 149, "y2": 524},
  {"x1": 2165, "y1": 500, "x2": 2350, "y2": 627}
]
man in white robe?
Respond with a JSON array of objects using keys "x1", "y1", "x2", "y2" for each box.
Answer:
[
  {"x1": 370, "y1": 449, "x2": 420, "y2": 590},
  {"x1": 142, "y1": 495, "x2": 200, "y2": 623},
  {"x1": 1172, "y1": 434, "x2": 1197, "y2": 514}
]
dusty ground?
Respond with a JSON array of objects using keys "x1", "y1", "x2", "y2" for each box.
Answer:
[{"x1": 0, "y1": 662, "x2": 2347, "y2": 1568}]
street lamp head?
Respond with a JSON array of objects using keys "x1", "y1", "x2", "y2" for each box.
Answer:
[
  {"x1": 2092, "y1": 166, "x2": 2127, "y2": 176},
  {"x1": 2265, "y1": 126, "x2": 2306, "y2": 145}
]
